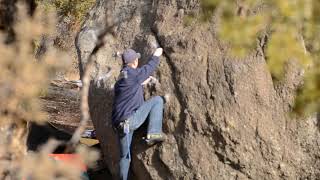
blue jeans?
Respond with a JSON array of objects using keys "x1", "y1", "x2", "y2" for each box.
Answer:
[{"x1": 118, "y1": 96, "x2": 164, "y2": 180}]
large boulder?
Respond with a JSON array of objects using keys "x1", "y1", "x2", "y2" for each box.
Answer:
[{"x1": 76, "y1": 0, "x2": 320, "y2": 179}]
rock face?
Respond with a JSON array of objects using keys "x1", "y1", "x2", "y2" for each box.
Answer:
[{"x1": 76, "y1": 1, "x2": 320, "y2": 179}]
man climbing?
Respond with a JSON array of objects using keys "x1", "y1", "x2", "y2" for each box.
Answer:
[{"x1": 112, "y1": 48, "x2": 165, "y2": 180}]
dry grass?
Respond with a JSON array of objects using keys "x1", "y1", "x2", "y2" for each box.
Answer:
[{"x1": 0, "y1": 3, "x2": 98, "y2": 179}]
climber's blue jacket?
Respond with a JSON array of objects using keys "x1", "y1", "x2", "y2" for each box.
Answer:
[{"x1": 112, "y1": 56, "x2": 160, "y2": 125}]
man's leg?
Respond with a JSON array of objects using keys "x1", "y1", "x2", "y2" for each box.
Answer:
[
  {"x1": 119, "y1": 131, "x2": 133, "y2": 180},
  {"x1": 129, "y1": 96, "x2": 164, "y2": 135},
  {"x1": 146, "y1": 96, "x2": 164, "y2": 135}
]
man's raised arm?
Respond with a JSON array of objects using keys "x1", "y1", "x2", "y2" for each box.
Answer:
[{"x1": 136, "y1": 48, "x2": 163, "y2": 83}]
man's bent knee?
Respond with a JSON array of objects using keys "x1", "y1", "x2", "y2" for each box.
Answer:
[
  {"x1": 153, "y1": 96, "x2": 164, "y2": 105},
  {"x1": 120, "y1": 153, "x2": 131, "y2": 166}
]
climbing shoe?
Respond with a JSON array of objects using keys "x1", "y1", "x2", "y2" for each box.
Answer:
[{"x1": 144, "y1": 133, "x2": 166, "y2": 146}]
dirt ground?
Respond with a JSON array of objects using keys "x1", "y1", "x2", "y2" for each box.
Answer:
[
  {"x1": 35, "y1": 79, "x2": 113, "y2": 179},
  {"x1": 41, "y1": 79, "x2": 86, "y2": 131}
]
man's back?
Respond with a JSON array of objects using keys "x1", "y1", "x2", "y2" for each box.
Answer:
[{"x1": 111, "y1": 56, "x2": 160, "y2": 125}]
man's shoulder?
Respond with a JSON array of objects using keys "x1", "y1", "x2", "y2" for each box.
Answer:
[
  {"x1": 116, "y1": 67, "x2": 139, "y2": 84},
  {"x1": 123, "y1": 67, "x2": 138, "y2": 74}
]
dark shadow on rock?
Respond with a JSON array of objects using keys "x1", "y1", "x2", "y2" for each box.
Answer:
[
  {"x1": 131, "y1": 0, "x2": 158, "y2": 66},
  {"x1": 26, "y1": 122, "x2": 72, "y2": 153},
  {"x1": 132, "y1": 36, "x2": 150, "y2": 66},
  {"x1": 88, "y1": 81, "x2": 118, "y2": 179},
  {"x1": 87, "y1": 143, "x2": 113, "y2": 180},
  {"x1": 317, "y1": 113, "x2": 320, "y2": 131}
]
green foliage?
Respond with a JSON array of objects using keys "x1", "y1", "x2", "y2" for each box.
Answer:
[
  {"x1": 36, "y1": 0, "x2": 95, "y2": 24},
  {"x1": 201, "y1": 0, "x2": 219, "y2": 20},
  {"x1": 267, "y1": 27, "x2": 311, "y2": 78},
  {"x1": 220, "y1": 14, "x2": 266, "y2": 56},
  {"x1": 201, "y1": 0, "x2": 320, "y2": 116},
  {"x1": 294, "y1": 63, "x2": 320, "y2": 115},
  {"x1": 183, "y1": 14, "x2": 196, "y2": 26},
  {"x1": 201, "y1": 0, "x2": 268, "y2": 56}
]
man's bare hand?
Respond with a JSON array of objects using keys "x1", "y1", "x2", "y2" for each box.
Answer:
[
  {"x1": 141, "y1": 76, "x2": 158, "y2": 86},
  {"x1": 153, "y1": 48, "x2": 163, "y2": 57},
  {"x1": 141, "y1": 76, "x2": 152, "y2": 85}
]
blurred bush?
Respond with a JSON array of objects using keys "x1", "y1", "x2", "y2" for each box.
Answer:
[
  {"x1": 0, "y1": 3, "x2": 98, "y2": 179},
  {"x1": 200, "y1": 0, "x2": 320, "y2": 116}
]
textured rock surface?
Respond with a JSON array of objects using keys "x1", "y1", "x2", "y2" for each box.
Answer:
[{"x1": 76, "y1": 1, "x2": 320, "y2": 179}]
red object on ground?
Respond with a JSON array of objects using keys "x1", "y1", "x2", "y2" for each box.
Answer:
[{"x1": 48, "y1": 154, "x2": 87, "y2": 171}]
